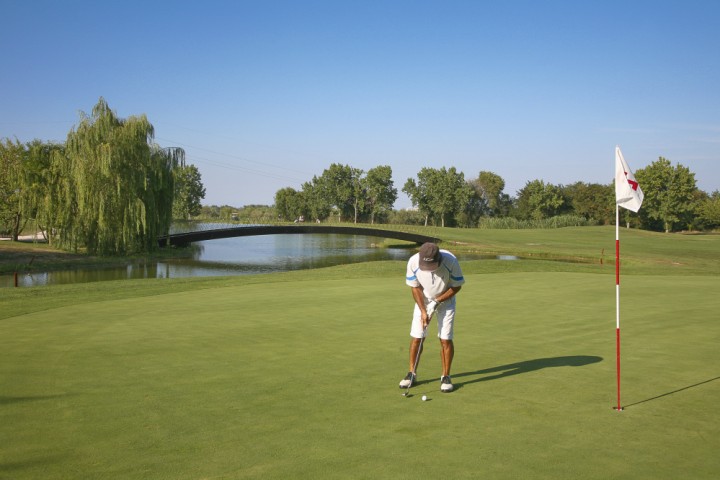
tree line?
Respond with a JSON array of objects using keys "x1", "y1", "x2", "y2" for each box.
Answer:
[
  {"x1": 1, "y1": 98, "x2": 206, "y2": 254},
  {"x1": 4, "y1": 99, "x2": 719, "y2": 258},
  {"x1": 270, "y1": 161, "x2": 719, "y2": 232},
  {"x1": 274, "y1": 164, "x2": 398, "y2": 224}
]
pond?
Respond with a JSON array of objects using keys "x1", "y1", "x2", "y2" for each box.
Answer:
[
  {"x1": 3, "y1": 222, "x2": 523, "y2": 288},
  {"x1": 2, "y1": 233, "x2": 416, "y2": 288}
]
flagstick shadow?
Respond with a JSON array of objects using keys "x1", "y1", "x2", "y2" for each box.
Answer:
[
  {"x1": 623, "y1": 376, "x2": 720, "y2": 408},
  {"x1": 0, "y1": 394, "x2": 70, "y2": 405},
  {"x1": 453, "y1": 355, "x2": 603, "y2": 390}
]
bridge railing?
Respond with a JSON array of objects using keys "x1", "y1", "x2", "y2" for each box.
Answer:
[{"x1": 160, "y1": 223, "x2": 441, "y2": 248}]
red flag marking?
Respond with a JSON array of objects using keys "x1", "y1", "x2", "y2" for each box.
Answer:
[{"x1": 624, "y1": 171, "x2": 639, "y2": 191}]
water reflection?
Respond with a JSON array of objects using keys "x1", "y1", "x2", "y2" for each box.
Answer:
[
  {"x1": 2, "y1": 233, "x2": 522, "y2": 288},
  {"x1": 10, "y1": 263, "x2": 168, "y2": 287},
  {"x1": 2, "y1": 234, "x2": 412, "y2": 288}
]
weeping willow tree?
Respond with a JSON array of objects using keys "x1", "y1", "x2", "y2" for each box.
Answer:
[{"x1": 52, "y1": 98, "x2": 184, "y2": 255}]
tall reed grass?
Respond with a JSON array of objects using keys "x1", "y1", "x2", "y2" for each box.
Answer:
[{"x1": 477, "y1": 215, "x2": 595, "y2": 229}]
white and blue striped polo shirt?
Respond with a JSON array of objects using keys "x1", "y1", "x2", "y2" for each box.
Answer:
[{"x1": 406, "y1": 249, "x2": 465, "y2": 305}]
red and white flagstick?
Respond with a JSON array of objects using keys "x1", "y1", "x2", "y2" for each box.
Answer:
[
  {"x1": 615, "y1": 205, "x2": 623, "y2": 411},
  {"x1": 613, "y1": 145, "x2": 643, "y2": 411}
]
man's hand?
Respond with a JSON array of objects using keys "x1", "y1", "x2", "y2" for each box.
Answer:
[
  {"x1": 425, "y1": 300, "x2": 439, "y2": 319},
  {"x1": 422, "y1": 300, "x2": 439, "y2": 329},
  {"x1": 421, "y1": 311, "x2": 431, "y2": 329}
]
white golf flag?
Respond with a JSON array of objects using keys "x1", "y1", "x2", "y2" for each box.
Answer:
[{"x1": 615, "y1": 146, "x2": 644, "y2": 212}]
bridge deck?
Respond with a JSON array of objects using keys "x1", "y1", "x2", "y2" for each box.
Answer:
[{"x1": 159, "y1": 225, "x2": 440, "y2": 247}]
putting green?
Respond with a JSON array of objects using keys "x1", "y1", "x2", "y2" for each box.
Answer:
[{"x1": 2, "y1": 271, "x2": 719, "y2": 479}]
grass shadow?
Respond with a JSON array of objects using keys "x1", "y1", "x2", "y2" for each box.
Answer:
[
  {"x1": 624, "y1": 376, "x2": 720, "y2": 408},
  {"x1": 0, "y1": 454, "x2": 67, "y2": 473},
  {"x1": 453, "y1": 355, "x2": 603, "y2": 390},
  {"x1": 0, "y1": 394, "x2": 69, "y2": 405}
]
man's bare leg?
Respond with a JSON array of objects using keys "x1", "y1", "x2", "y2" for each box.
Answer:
[
  {"x1": 409, "y1": 337, "x2": 423, "y2": 372},
  {"x1": 440, "y1": 339, "x2": 454, "y2": 377}
]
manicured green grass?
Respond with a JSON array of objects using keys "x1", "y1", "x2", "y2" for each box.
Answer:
[{"x1": 2, "y1": 227, "x2": 719, "y2": 479}]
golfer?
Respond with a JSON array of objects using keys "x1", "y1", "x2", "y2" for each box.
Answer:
[{"x1": 400, "y1": 242, "x2": 464, "y2": 393}]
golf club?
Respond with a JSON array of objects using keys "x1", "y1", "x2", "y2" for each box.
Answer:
[{"x1": 402, "y1": 323, "x2": 429, "y2": 397}]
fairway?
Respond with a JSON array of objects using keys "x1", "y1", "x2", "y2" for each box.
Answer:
[{"x1": 2, "y1": 267, "x2": 719, "y2": 479}]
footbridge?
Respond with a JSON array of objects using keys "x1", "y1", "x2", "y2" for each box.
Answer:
[{"x1": 159, "y1": 225, "x2": 441, "y2": 248}]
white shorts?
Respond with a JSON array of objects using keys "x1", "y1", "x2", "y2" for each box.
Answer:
[{"x1": 410, "y1": 303, "x2": 455, "y2": 340}]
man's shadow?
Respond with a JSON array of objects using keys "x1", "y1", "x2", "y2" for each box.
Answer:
[{"x1": 451, "y1": 355, "x2": 603, "y2": 390}]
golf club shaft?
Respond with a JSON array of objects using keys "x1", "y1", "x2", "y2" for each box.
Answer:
[{"x1": 405, "y1": 324, "x2": 428, "y2": 396}]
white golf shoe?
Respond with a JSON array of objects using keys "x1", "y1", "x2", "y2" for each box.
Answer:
[
  {"x1": 440, "y1": 375, "x2": 454, "y2": 393},
  {"x1": 399, "y1": 372, "x2": 416, "y2": 389}
]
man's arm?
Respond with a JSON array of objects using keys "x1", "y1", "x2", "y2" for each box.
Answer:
[
  {"x1": 434, "y1": 285, "x2": 462, "y2": 304},
  {"x1": 412, "y1": 286, "x2": 427, "y2": 312},
  {"x1": 411, "y1": 286, "x2": 432, "y2": 328}
]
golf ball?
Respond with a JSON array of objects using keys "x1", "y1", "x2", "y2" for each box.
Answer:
[{"x1": 422, "y1": 395, "x2": 427, "y2": 401}]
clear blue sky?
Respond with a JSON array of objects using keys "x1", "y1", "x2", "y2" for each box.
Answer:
[{"x1": 2, "y1": 0, "x2": 719, "y2": 208}]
